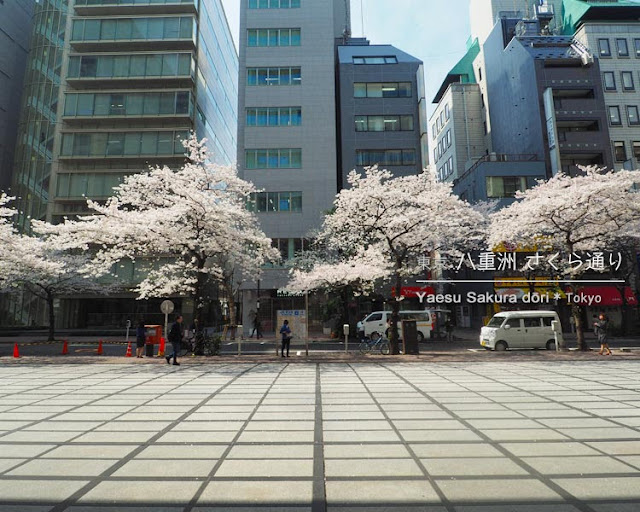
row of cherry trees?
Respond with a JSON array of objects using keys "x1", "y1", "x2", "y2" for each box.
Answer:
[
  {"x1": 287, "y1": 166, "x2": 640, "y2": 354},
  {"x1": 1, "y1": 137, "x2": 278, "y2": 340}
]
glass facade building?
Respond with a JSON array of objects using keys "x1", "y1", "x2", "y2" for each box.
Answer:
[{"x1": 7, "y1": 0, "x2": 238, "y2": 328}]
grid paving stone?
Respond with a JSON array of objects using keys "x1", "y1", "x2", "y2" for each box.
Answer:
[
  {"x1": 325, "y1": 458, "x2": 423, "y2": 477},
  {"x1": 553, "y1": 477, "x2": 640, "y2": 500},
  {"x1": 8, "y1": 458, "x2": 118, "y2": 476},
  {"x1": 215, "y1": 458, "x2": 314, "y2": 477},
  {"x1": 410, "y1": 443, "x2": 503, "y2": 458},
  {"x1": 420, "y1": 457, "x2": 528, "y2": 476},
  {"x1": 78, "y1": 481, "x2": 202, "y2": 505},
  {"x1": 436, "y1": 479, "x2": 563, "y2": 503},
  {"x1": 500, "y1": 442, "x2": 601, "y2": 457},
  {"x1": 325, "y1": 480, "x2": 441, "y2": 505},
  {"x1": 324, "y1": 443, "x2": 411, "y2": 458},
  {"x1": 41, "y1": 445, "x2": 137, "y2": 459},
  {"x1": 522, "y1": 456, "x2": 639, "y2": 475},
  {"x1": 227, "y1": 443, "x2": 313, "y2": 459},
  {"x1": 113, "y1": 459, "x2": 217, "y2": 477},
  {"x1": 0, "y1": 479, "x2": 90, "y2": 502},
  {"x1": 198, "y1": 481, "x2": 313, "y2": 505},
  {"x1": 586, "y1": 441, "x2": 640, "y2": 454}
]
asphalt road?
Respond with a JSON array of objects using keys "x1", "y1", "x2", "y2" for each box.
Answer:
[{"x1": 2, "y1": 336, "x2": 640, "y2": 358}]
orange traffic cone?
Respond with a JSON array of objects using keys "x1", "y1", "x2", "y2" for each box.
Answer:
[
  {"x1": 62, "y1": 340, "x2": 68, "y2": 355},
  {"x1": 158, "y1": 337, "x2": 165, "y2": 357},
  {"x1": 125, "y1": 341, "x2": 132, "y2": 357},
  {"x1": 13, "y1": 343, "x2": 19, "y2": 358},
  {"x1": 97, "y1": 339, "x2": 103, "y2": 355}
]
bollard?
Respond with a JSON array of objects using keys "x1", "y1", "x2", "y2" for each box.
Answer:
[
  {"x1": 158, "y1": 337, "x2": 165, "y2": 357},
  {"x1": 97, "y1": 340, "x2": 103, "y2": 355},
  {"x1": 62, "y1": 340, "x2": 68, "y2": 355}
]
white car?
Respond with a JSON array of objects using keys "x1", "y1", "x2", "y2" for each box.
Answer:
[
  {"x1": 363, "y1": 310, "x2": 434, "y2": 342},
  {"x1": 480, "y1": 310, "x2": 563, "y2": 351}
]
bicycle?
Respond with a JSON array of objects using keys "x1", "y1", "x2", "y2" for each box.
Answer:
[{"x1": 358, "y1": 335, "x2": 390, "y2": 355}]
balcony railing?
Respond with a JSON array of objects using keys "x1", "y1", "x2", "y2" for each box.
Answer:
[{"x1": 74, "y1": 0, "x2": 198, "y2": 16}]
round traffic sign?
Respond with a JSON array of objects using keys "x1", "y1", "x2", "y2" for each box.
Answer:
[{"x1": 160, "y1": 300, "x2": 175, "y2": 315}]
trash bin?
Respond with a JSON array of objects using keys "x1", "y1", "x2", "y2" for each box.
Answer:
[{"x1": 402, "y1": 320, "x2": 419, "y2": 355}]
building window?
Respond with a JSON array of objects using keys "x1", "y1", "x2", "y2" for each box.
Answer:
[
  {"x1": 245, "y1": 148, "x2": 302, "y2": 169},
  {"x1": 633, "y1": 142, "x2": 640, "y2": 161},
  {"x1": 445, "y1": 130, "x2": 451, "y2": 148},
  {"x1": 617, "y1": 38, "x2": 629, "y2": 57},
  {"x1": 622, "y1": 71, "x2": 635, "y2": 91},
  {"x1": 614, "y1": 141, "x2": 627, "y2": 162},
  {"x1": 248, "y1": 0, "x2": 301, "y2": 8},
  {"x1": 486, "y1": 176, "x2": 527, "y2": 198},
  {"x1": 444, "y1": 103, "x2": 450, "y2": 120},
  {"x1": 64, "y1": 91, "x2": 192, "y2": 117},
  {"x1": 447, "y1": 156, "x2": 453, "y2": 176},
  {"x1": 247, "y1": 28, "x2": 301, "y2": 47},
  {"x1": 248, "y1": 192, "x2": 302, "y2": 213},
  {"x1": 353, "y1": 115, "x2": 414, "y2": 132},
  {"x1": 635, "y1": 39, "x2": 640, "y2": 58},
  {"x1": 609, "y1": 106, "x2": 622, "y2": 126},
  {"x1": 431, "y1": 123, "x2": 436, "y2": 140},
  {"x1": 355, "y1": 149, "x2": 416, "y2": 166},
  {"x1": 247, "y1": 67, "x2": 301, "y2": 86},
  {"x1": 60, "y1": 130, "x2": 188, "y2": 158},
  {"x1": 483, "y1": 120, "x2": 488, "y2": 135},
  {"x1": 352, "y1": 56, "x2": 398, "y2": 64},
  {"x1": 478, "y1": 67, "x2": 482, "y2": 81},
  {"x1": 353, "y1": 82, "x2": 411, "y2": 98},
  {"x1": 603, "y1": 72, "x2": 616, "y2": 91},
  {"x1": 71, "y1": 17, "x2": 194, "y2": 42},
  {"x1": 68, "y1": 53, "x2": 192, "y2": 79},
  {"x1": 628, "y1": 106, "x2": 640, "y2": 126},
  {"x1": 433, "y1": 148, "x2": 438, "y2": 163},
  {"x1": 246, "y1": 107, "x2": 301, "y2": 126},
  {"x1": 598, "y1": 38, "x2": 611, "y2": 57}
]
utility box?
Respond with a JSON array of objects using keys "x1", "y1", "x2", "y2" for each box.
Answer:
[{"x1": 402, "y1": 320, "x2": 419, "y2": 355}]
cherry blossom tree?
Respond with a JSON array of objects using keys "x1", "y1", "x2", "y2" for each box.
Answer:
[
  {"x1": 0, "y1": 195, "x2": 107, "y2": 340},
  {"x1": 488, "y1": 167, "x2": 640, "y2": 351},
  {"x1": 38, "y1": 136, "x2": 278, "y2": 326},
  {"x1": 288, "y1": 167, "x2": 487, "y2": 354}
]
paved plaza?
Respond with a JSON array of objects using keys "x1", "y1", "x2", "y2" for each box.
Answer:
[{"x1": 0, "y1": 361, "x2": 640, "y2": 511}]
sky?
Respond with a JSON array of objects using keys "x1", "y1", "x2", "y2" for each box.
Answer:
[{"x1": 219, "y1": 0, "x2": 471, "y2": 114}]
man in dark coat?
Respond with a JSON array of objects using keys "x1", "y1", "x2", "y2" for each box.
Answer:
[{"x1": 166, "y1": 314, "x2": 183, "y2": 366}]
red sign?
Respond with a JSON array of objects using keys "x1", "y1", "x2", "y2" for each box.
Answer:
[
  {"x1": 392, "y1": 286, "x2": 436, "y2": 298},
  {"x1": 571, "y1": 286, "x2": 638, "y2": 306}
]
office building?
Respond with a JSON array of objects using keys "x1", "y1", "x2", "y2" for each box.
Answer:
[
  {"x1": 565, "y1": 0, "x2": 640, "y2": 169},
  {"x1": 6, "y1": 0, "x2": 238, "y2": 328},
  {"x1": 237, "y1": 0, "x2": 348, "y2": 334},
  {"x1": 336, "y1": 40, "x2": 427, "y2": 188},
  {"x1": 0, "y1": 0, "x2": 36, "y2": 190}
]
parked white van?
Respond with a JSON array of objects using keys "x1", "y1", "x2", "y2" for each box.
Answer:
[
  {"x1": 363, "y1": 310, "x2": 434, "y2": 342},
  {"x1": 480, "y1": 310, "x2": 563, "y2": 351}
]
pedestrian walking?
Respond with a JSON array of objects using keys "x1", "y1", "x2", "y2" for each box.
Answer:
[
  {"x1": 444, "y1": 317, "x2": 454, "y2": 342},
  {"x1": 279, "y1": 319, "x2": 292, "y2": 358},
  {"x1": 135, "y1": 319, "x2": 146, "y2": 358},
  {"x1": 250, "y1": 312, "x2": 263, "y2": 339},
  {"x1": 166, "y1": 314, "x2": 183, "y2": 366},
  {"x1": 594, "y1": 313, "x2": 612, "y2": 356}
]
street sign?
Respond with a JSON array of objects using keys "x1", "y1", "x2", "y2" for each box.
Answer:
[{"x1": 160, "y1": 300, "x2": 174, "y2": 315}]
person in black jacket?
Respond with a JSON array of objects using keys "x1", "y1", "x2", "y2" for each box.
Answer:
[
  {"x1": 166, "y1": 314, "x2": 183, "y2": 366},
  {"x1": 135, "y1": 319, "x2": 146, "y2": 358}
]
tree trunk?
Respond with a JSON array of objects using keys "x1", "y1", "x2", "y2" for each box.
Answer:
[
  {"x1": 572, "y1": 303, "x2": 588, "y2": 351},
  {"x1": 224, "y1": 277, "x2": 236, "y2": 327},
  {"x1": 389, "y1": 272, "x2": 402, "y2": 355},
  {"x1": 193, "y1": 261, "x2": 207, "y2": 326},
  {"x1": 46, "y1": 290, "x2": 55, "y2": 342}
]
